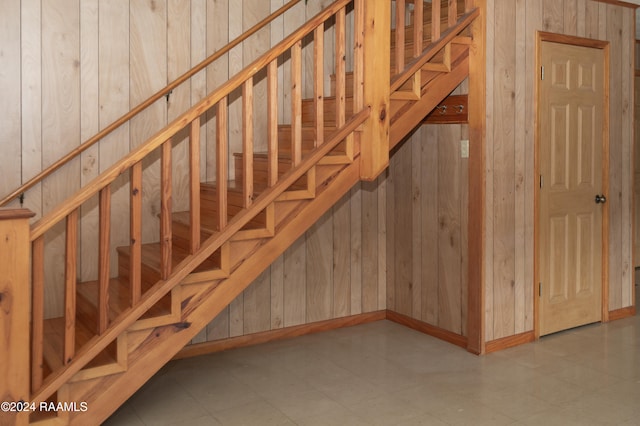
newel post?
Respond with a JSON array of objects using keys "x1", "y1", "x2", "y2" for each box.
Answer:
[
  {"x1": 359, "y1": 0, "x2": 391, "y2": 180},
  {"x1": 0, "y1": 209, "x2": 34, "y2": 426}
]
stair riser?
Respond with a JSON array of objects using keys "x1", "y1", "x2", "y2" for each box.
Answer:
[{"x1": 301, "y1": 98, "x2": 354, "y2": 127}]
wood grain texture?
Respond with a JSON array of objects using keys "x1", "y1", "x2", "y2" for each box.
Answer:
[
  {"x1": 0, "y1": 0, "x2": 22, "y2": 209},
  {"x1": 21, "y1": 0, "x2": 44, "y2": 220},
  {"x1": 0, "y1": 212, "x2": 33, "y2": 426},
  {"x1": 42, "y1": 0, "x2": 81, "y2": 318},
  {"x1": 492, "y1": 0, "x2": 516, "y2": 339}
]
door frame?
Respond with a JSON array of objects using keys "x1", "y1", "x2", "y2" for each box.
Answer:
[{"x1": 534, "y1": 31, "x2": 611, "y2": 338}]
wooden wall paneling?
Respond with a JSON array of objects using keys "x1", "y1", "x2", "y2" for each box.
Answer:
[
  {"x1": 243, "y1": 268, "x2": 272, "y2": 334},
  {"x1": 437, "y1": 125, "x2": 463, "y2": 334},
  {"x1": 542, "y1": 0, "x2": 564, "y2": 33},
  {"x1": 377, "y1": 172, "x2": 388, "y2": 310},
  {"x1": 608, "y1": 4, "x2": 623, "y2": 311},
  {"x1": 491, "y1": 0, "x2": 516, "y2": 339},
  {"x1": 461, "y1": 124, "x2": 470, "y2": 335},
  {"x1": 282, "y1": 2, "x2": 306, "y2": 124},
  {"x1": 244, "y1": 0, "x2": 270, "y2": 152},
  {"x1": 228, "y1": 0, "x2": 243, "y2": 184},
  {"x1": 306, "y1": 210, "x2": 334, "y2": 322},
  {"x1": 524, "y1": 0, "x2": 542, "y2": 332},
  {"x1": 385, "y1": 171, "x2": 395, "y2": 313},
  {"x1": 411, "y1": 129, "x2": 423, "y2": 319},
  {"x1": 270, "y1": 254, "x2": 285, "y2": 329},
  {"x1": 80, "y1": 0, "x2": 101, "y2": 283},
  {"x1": 392, "y1": 139, "x2": 413, "y2": 316},
  {"x1": 192, "y1": 0, "x2": 208, "y2": 183},
  {"x1": 206, "y1": 306, "x2": 231, "y2": 341},
  {"x1": 351, "y1": 183, "x2": 363, "y2": 314},
  {"x1": 484, "y1": 0, "x2": 495, "y2": 343},
  {"x1": 333, "y1": 193, "x2": 352, "y2": 318},
  {"x1": 362, "y1": 179, "x2": 380, "y2": 313},
  {"x1": 168, "y1": 0, "x2": 193, "y2": 213},
  {"x1": 20, "y1": 0, "x2": 43, "y2": 220},
  {"x1": 577, "y1": 0, "x2": 587, "y2": 37},
  {"x1": 205, "y1": 0, "x2": 229, "y2": 181},
  {"x1": 635, "y1": 73, "x2": 640, "y2": 268},
  {"x1": 283, "y1": 236, "x2": 307, "y2": 327},
  {"x1": 421, "y1": 125, "x2": 440, "y2": 325},
  {"x1": 514, "y1": 0, "x2": 527, "y2": 334},
  {"x1": 42, "y1": 0, "x2": 81, "y2": 318},
  {"x1": 130, "y1": 0, "x2": 168, "y2": 244},
  {"x1": 270, "y1": 0, "x2": 286, "y2": 123},
  {"x1": 565, "y1": 0, "x2": 578, "y2": 35},
  {"x1": 99, "y1": 0, "x2": 131, "y2": 279},
  {"x1": 584, "y1": 0, "x2": 600, "y2": 39},
  {"x1": 0, "y1": 0, "x2": 21, "y2": 210},
  {"x1": 621, "y1": 10, "x2": 634, "y2": 307}
]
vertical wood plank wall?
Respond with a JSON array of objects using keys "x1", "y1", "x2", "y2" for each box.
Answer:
[
  {"x1": 484, "y1": 0, "x2": 635, "y2": 341},
  {"x1": 385, "y1": 109, "x2": 470, "y2": 336}
]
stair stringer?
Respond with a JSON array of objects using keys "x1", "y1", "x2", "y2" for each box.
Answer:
[{"x1": 60, "y1": 158, "x2": 362, "y2": 425}]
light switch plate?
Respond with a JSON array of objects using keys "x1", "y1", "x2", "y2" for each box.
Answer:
[{"x1": 461, "y1": 139, "x2": 469, "y2": 158}]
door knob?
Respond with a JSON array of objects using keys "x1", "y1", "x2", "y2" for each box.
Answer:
[{"x1": 595, "y1": 194, "x2": 606, "y2": 204}]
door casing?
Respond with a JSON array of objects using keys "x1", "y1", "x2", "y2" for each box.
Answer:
[{"x1": 534, "y1": 31, "x2": 610, "y2": 338}]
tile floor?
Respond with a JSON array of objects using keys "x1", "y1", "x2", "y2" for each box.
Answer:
[{"x1": 105, "y1": 288, "x2": 639, "y2": 425}]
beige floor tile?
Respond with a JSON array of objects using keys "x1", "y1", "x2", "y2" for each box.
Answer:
[
  {"x1": 210, "y1": 400, "x2": 294, "y2": 425},
  {"x1": 106, "y1": 316, "x2": 640, "y2": 425}
]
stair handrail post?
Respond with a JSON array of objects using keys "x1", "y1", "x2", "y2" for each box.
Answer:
[
  {"x1": 359, "y1": 0, "x2": 391, "y2": 181},
  {"x1": 0, "y1": 209, "x2": 34, "y2": 426}
]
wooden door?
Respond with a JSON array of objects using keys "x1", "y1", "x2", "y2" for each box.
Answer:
[{"x1": 538, "y1": 40, "x2": 606, "y2": 336}]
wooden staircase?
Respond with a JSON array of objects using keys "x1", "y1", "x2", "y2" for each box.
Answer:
[{"x1": 0, "y1": 1, "x2": 479, "y2": 424}]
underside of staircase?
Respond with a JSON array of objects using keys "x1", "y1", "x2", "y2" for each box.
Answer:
[{"x1": 0, "y1": 1, "x2": 479, "y2": 424}]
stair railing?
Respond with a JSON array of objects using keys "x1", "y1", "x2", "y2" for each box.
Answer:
[
  {"x1": 391, "y1": 0, "x2": 478, "y2": 99},
  {"x1": 26, "y1": 0, "x2": 370, "y2": 408}
]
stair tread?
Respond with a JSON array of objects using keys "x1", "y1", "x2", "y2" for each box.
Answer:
[
  {"x1": 77, "y1": 277, "x2": 174, "y2": 323},
  {"x1": 43, "y1": 316, "x2": 118, "y2": 372},
  {"x1": 116, "y1": 242, "x2": 220, "y2": 274}
]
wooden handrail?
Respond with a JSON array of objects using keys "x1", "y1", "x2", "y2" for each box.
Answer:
[
  {"x1": 0, "y1": 0, "x2": 303, "y2": 208},
  {"x1": 31, "y1": 108, "x2": 370, "y2": 405}
]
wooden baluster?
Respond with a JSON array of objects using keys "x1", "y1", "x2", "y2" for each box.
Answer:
[
  {"x1": 395, "y1": 0, "x2": 405, "y2": 74},
  {"x1": 449, "y1": 0, "x2": 458, "y2": 27},
  {"x1": 414, "y1": 0, "x2": 424, "y2": 56},
  {"x1": 267, "y1": 60, "x2": 278, "y2": 187},
  {"x1": 189, "y1": 118, "x2": 201, "y2": 254},
  {"x1": 130, "y1": 162, "x2": 142, "y2": 305},
  {"x1": 160, "y1": 141, "x2": 173, "y2": 280},
  {"x1": 336, "y1": 9, "x2": 346, "y2": 129},
  {"x1": 243, "y1": 80, "x2": 254, "y2": 208},
  {"x1": 31, "y1": 235, "x2": 45, "y2": 392},
  {"x1": 217, "y1": 97, "x2": 228, "y2": 230},
  {"x1": 291, "y1": 40, "x2": 302, "y2": 167},
  {"x1": 432, "y1": 0, "x2": 441, "y2": 40},
  {"x1": 0, "y1": 209, "x2": 33, "y2": 425},
  {"x1": 314, "y1": 25, "x2": 325, "y2": 148},
  {"x1": 64, "y1": 209, "x2": 79, "y2": 365},
  {"x1": 98, "y1": 187, "x2": 111, "y2": 334}
]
